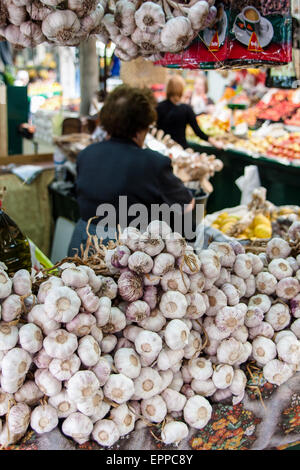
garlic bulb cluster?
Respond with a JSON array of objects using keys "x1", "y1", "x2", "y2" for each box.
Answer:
[
  {"x1": 0, "y1": 0, "x2": 107, "y2": 48},
  {"x1": 96, "y1": 0, "x2": 217, "y2": 61},
  {"x1": 0, "y1": 221, "x2": 299, "y2": 449},
  {"x1": 1, "y1": 0, "x2": 216, "y2": 59}
]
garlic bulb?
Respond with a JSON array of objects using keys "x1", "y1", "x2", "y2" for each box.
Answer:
[
  {"x1": 161, "y1": 16, "x2": 195, "y2": 53},
  {"x1": 77, "y1": 390, "x2": 104, "y2": 417},
  {"x1": 49, "y1": 355, "x2": 81, "y2": 381},
  {"x1": 114, "y1": 0, "x2": 136, "y2": 36},
  {"x1": 128, "y1": 251, "x2": 154, "y2": 274},
  {"x1": 110, "y1": 403, "x2": 135, "y2": 436},
  {"x1": 183, "y1": 395, "x2": 212, "y2": 429},
  {"x1": 94, "y1": 296, "x2": 111, "y2": 327},
  {"x1": 188, "y1": 358, "x2": 213, "y2": 381},
  {"x1": 67, "y1": 371, "x2": 100, "y2": 403},
  {"x1": 0, "y1": 388, "x2": 13, "y2": 416},
  {"x1": 191, "y1": 379, "x2": 216, "y2": 397},
  {"x1": 44, "y1": 286, "x2": 80, "y2": 323},
  {"x1": 14, "y1": 381, "x2": 43, "y2": 406},
  {"x1": 161, "y1": 269, "x2": 190, "y2": 294},
  {"x1": 141, "y1": 395, "x2": 167, "y2": 423},
  {"x1": 92, "y1": 419, "x2": 120, "y2": 447},
  {"x1": 0, "y1": 323, "x2": 18, "y2": 351},
  {"x1": 35, "y1": 369, "x2": 62, "y2": 397},
  {"x1": 161, "y1": 420, "x2": 189, "y2": 445},
  {"x1": 0, "y1": 270, "x2": 12, "y2": 299},
  {"x1": 135, "y1": 1, "x2": 165, "y2": 33},
  {"x1": 12, "y1": 269, "x2": 31, "y2": 296},
  {"x1": 27, "y1": 0, "x2": 52, "y2": 21},
  {"x1": 77, "y1": 335, "x2": 100, "y2": 367},
  {"x1": 2, "y1": 294, "x2": 22, "y2": 322},
  {"x1": 43, "y1": 329, "x2": 78, "y2": 360},
  {"x1": 92, "y1": 357, "x2": 111, "y2": 386},
  {"x1": 152, "y1": 253, "x2": 175, "y2": 276},
  {"x1": 134, "y1": 367, "x2": 162, "y2": 399},
  {"x1": 42, "y1": 10, "x2": 81, "y2": 45},
  {"x1": 48, "y1": 390, "x2": 77, "y2": 418},
  {"x1": 66, "y1": 313, "x2": 96, "y2": 337},
  {"x1": 1, "y1": 347, "x2": 31, "y2": 380},
  {"x1": 18, "y1": 323, "x2": 43, "y2": 354},
  {"x1": 252, "y1": 336, "x2": 277, "y2": 365},
  {"x1": 30, "y1": 404, "x2": 58, "y2": 434},
  {"x1": 118, "y1": 271, "x2": 143, "y2": 302},
  {"x1": 161, "y1": 388, "x2": 186, "y2": 412},
  {"x1": 114, "y1": 348, "x2": 141, "y2": 379},
  {"x1": 266, "y1": 238, "x2": 291, "y2": 260},
  {"x1": 33, "y1": 348, "x2": 52, "y2": 369},
  {"x1": 160, "y1": 291, "x2": 188, "y2": 319},
  {"x1": 212, "y1": 364, "x2": 234, "y2": 389},
  {"x1": 126, "y1": 300, "x2": 150, "y2": 322},
  {"x1": 164, "y1": 319, "x2": 190, "y2": 351},
  {"x1": 104, "y1": 373, "x2": 134, "y2": 404},
  {"x1": 7, "y1": 402, "x2": 30, "y2": 435},
  {"x1": 76, "y1": 285, "x2": 100, "y2": 313},
  {"x1": 7, "y1": 2, "x2": 27, "y2": 26},
  {"x1": 263, "y1": 359, "x2": 293, "y2": 386},
  {"x1": 62, "y1": 412, "x2": 93, "y2": 444},
  {"x1": 28, "y1": 305, "x2": 60, "y2": 336},
  {"x1": 37, "y1": 277, "x2": 64, "y2": 304}
]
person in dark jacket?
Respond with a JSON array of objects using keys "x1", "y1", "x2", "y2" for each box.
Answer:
[
  {"x1": 68, "y1": 85, "x2": 195, "y2": 256},
  {"x1": 156, "y1": 75, "x2": 212, "y2": 149}
]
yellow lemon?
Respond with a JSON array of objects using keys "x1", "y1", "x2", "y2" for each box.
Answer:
[
  {"x1": 254, "y1": 224, "x2": 272, "y2": 238},
  {"x1": 253, "y1": 214, "x2": 270, "y2": 226},
  {"x1": 221, "y1": 222, "x2": 235, "y2": 233},
  {"x1": 217, "y1": 212, "x2": 229, "y2": 220}
]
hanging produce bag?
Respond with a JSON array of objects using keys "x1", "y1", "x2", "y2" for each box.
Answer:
[
  {"x1": 155, "y1": 0, "x2": 230, "y2": 69},
  {"x1": 227, "y1": 0, "x2": 293, "y2": 67},
  {"x1": 156, "y1": 0, "x2": 292, "y2": 69}
]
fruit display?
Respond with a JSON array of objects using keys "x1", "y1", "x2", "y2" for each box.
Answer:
[
  {"x1": 266, "y1": 133, "x2": 300, "y2": 161},
  {"x1": 202, "y1": 126, "x2": 300, "y2": 163},
  {"x1": 285, "y1": 108, "x2": 300, "y2": 127},
  {"x1": 212, "y1": 212, "x2": 272, "y2": 240},
  {"x1": 0, "y1": 217, "x2": 299, "y2": 449},
  {"x1": 207, "y1": 190, "x2": 300, "y2": 242},
  {"x1": 209, "y1": 188, "x2": 273, "y2": 240}
]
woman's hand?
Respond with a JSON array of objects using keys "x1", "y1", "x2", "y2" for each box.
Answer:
[{"x1": 208, "y1": 137, "x2": 224, "y2": 149}]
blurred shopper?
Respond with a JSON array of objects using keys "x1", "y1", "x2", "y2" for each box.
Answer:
[
  {"x1": 68, "y1": 84, "x2": 194, "y2": 256},
  {"x1": 191, "y1": 73, "x2": 215, "y2": 116},
  {"x1": 156, "y1": 75, "x2": 210, "y2": 148}
]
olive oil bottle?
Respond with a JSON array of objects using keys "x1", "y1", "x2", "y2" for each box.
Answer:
[{"x1": 0, "y1": 199, "x2": 32, "y2": 276}]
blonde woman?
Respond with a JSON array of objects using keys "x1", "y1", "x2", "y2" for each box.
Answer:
[{"x1": 156, "y1": 75, "x2": 210, "y2": 148}]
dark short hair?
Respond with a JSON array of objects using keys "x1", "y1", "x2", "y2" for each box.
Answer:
[{"x1": 99, "y1": 85, "x2": 157, "y2": 140}]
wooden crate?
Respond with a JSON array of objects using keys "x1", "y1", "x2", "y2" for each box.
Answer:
[{"x1": 0, "y1": 84, "x2": 8, "y2": 156}]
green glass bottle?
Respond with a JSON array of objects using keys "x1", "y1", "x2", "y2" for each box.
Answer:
[{"x1": 0, "y1": 201, "x2": 32, "y2": 276}]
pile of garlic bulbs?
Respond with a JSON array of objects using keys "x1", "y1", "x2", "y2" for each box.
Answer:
[
  {"x1": 0, "y1": 0, "x2": 216, "y2": 60},
  {"x1": 0, "y1": 0, "x2": 108, "y2": 48},
  {"x1": 0, "y1": 220, "x2": 299, "y2": 448}
]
